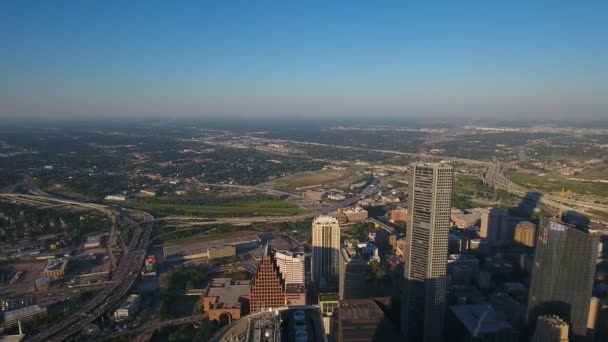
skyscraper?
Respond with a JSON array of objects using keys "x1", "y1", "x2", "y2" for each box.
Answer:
[
  {"x1": 532, "y1": 315, "x2": 570, "y2": 342},
  {"x1": 480, "y1": 207, "x2": 509, "y2": 245},
  {"x1": 312, "y1": 215, "x2": 340, "y2": 285},
  {"x1": 527, "y1": 218, "x2": 599, "y2": 339},
  {"x1": 338, "y1": 246, "x2": 367, "y2": 300},
  {"x1": 250, "y1": 244, "x2": 286, "y2": 313},
  {"x1": 274, "y1": 250, "x2": 305, "y2": 285},
  {"x1": 402, "y1": 163, "x2": 454, "y2": 342}
]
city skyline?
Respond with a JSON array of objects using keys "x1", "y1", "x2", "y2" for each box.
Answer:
[{"x1": 1, "y1": 2, "x2": 607, "y2": 120}]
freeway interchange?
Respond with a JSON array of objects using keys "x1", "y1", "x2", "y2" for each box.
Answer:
[
  {"x1": 2, "y1": 161, "x2": 606, "y2": 340},
  {"x1": 0, "y1": 179, "x2": 380, "y2": 341}
]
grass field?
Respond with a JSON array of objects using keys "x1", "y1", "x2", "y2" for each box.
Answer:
[
  {"x1": 108, "y1": 197, "x2": 307, "y2": 217},
  {"x1": 507, "y1": 169, "x2": 608, "y2": 196},
  {"x1": 161, "y1": 230, "x2": 258, "y2": 245},
  {"x1": 275, "y1": 169, "x2": 350, "y2": 188},
  {"x1": 273, "y1": 169, "x2": 365, "y2": 191},
  {"x1": 454, "y1": 174, "x2": 487, "y2": 196},
  {"x1": 574, "y1": 166, "x2": 608, "y2": 180}
]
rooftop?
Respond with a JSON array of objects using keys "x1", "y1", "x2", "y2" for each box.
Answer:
[
  {"x1": 210, "y1": 306, "x2": 326, "y2": 342},
  {"x1": 43, "y1": 258, "x2": 68, "y2": 272},
  {"x1": 1, "y1": 305, "x2": 47, "y2": 323},
  {"x1": 163, "y1": 234, "x2": 260, "y2": 257},
  {"x1": 205, "y1": 278, "x2": 251, "y2": 310},
  {"x1": 336, "y1": 298, "x2": 403, "y2": 341},
  {"x1": 450, "y1": 304, "x2": 512, "y2": 335}
]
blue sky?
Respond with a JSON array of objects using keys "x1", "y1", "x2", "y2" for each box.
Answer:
[{"x1": 1, "y1": 1, "x2": 607, "y2": 120}]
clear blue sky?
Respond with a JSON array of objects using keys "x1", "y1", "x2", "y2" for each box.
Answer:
[{"x1": 1, "y1": 1, "x2": 607, "y2": 120}]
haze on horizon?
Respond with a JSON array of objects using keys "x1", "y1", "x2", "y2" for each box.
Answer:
[{"x1": 1, "y1": 2, "x2": 607, "y2": 121}]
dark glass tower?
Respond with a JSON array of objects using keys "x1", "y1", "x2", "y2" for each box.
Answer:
[
  {"x1": 402, "y1": 163, "x2": 454, "y2": 342},
  {"x1": 527, "y1": 218, "x2": 599, "y2": 339}
]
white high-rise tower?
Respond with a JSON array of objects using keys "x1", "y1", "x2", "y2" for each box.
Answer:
[{"x1": 311, "y1": 215, "x2": 340, "y2": 285}]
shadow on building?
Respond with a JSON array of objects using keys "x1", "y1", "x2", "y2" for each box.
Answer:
[{"x1": 401, "y1": 275, "x2": 449, "y2": 342}]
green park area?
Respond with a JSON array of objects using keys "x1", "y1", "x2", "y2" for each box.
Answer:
[
  {"x1": 107, "y1": 196, "x2": 307, "y2": 217},
  {"x1": 452, "y1": 174, "x2": 494, "y2": 209}
]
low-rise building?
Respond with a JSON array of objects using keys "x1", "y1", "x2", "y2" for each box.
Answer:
[
  {"x1": 285, "y1": 284, "x2": 307, "y2": 306},
  {"x1": 343, "y1": 206, "x2": 368, "y2": 222},
  {"x1": 104, "y1": 194, "x2": 126, "y2": 201},
  {"x1": 514, "y1": 221, "x2": 537, "y2": 248},
  {"x1": 451, "y1": 209, "x2": 483, "y2": 229},
  {"x1": 207, "y1": 245, "x2": 237, "y2": 259},
  {"x1": 113, "y1": 294, "x2": 141, "y2": 320},
  {"x1": 0, "y1": 305, "x2": 47, "y2": 332},
  {"x1": 447, "y1": 304, "x2": 516, "y2": 342},
  {"x1": 202, "y1": 278, "x2": 251, "y2": 323},
  {"x1": 139, "y1": 188, "x2": 157, "y2": 197},
  {"x1": 41, "y1": 258, "x2": 68, "y2": 279},
  {"x1": 84, "y1": 235, "x2": 102, "y2": 249},
  {"x1": 389, "y1": 208, "x2": 408, "y2": 223}
]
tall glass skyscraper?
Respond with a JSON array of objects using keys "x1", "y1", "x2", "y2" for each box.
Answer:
[
  {"x1": 402, "y1": 163, "x2": 454, "y2": 342},
  {"x1": 527, "y1": 218, "x2": 599, "y2": 339}
]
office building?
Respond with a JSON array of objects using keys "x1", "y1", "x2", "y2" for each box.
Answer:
[
  {"x1": 312, "y1": 215, "x2": 341, "y2": 285},
  {"x1": 480, "y1": 207, "x2": 509, "y2": 245},
  {"x1": 527, "y1": 218, "x2": 599, "y2": 338},
  {"x1": 513, "y1": 221, "x2": 536, "y2": 248},
  {"x1": 402, "y1": 163, "x2": 454, "y2": 342},
  {"x1": 274, "y1": 250, "x2": 305, "y2": 285},
  {"x1": 447, "y1": 304, "x2": 516, "y2": 342},
  {"x1": 338, "y1": 247, "x2": 367, "y2": 300},
  {"x1": 335, "y1": 298, "x2": 402, "y2": 342},
  {"x1": 250, "y1": 245, "x2": 285, "y2": 313},
  {"x1": 532, "y1": 315, "x2": 569, "y2": 342}
]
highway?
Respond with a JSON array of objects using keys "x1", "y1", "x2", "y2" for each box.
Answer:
[
  {"x1": 483, "y1": 164, "x2": 608, "y2": 219},
  {"x1": 1, "y1": 182, "x2": 377, "y2": 341},
  {"x1": 0, "y1": 193, "x2": 154, "y2": 342},
  {"x1": 100, "y1": 314, "x2": 208, "y2": 340}
]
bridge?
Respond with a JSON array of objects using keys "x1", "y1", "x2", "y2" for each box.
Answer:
[{"x1": 483, "y1": 164, "x2": 608, "y2": 219}]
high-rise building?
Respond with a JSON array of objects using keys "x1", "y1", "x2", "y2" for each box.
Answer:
[
  {"x1": 274, "y1": 250, "x2": 305, "y2": 285},
  {"x1": 527, "y1": 218, "x2": 599, "y2": 338},
  {"x1": 514, "y1": 221, "x2": 537, "y2": 248},
  {"x1": 312, "y1": 215, "x2": 341, "y2": 285},
  {"x1": 480, "y1": 207, "x2": 509, "y2": 245},
  {"x1": 250, "y1": 244, "x2": 285, "y2": 313},
  {"x1": 402, "y1": 163, "x2": 454, "y2": 342},
  {"x1": 338, "y1": 246, "x2": 367, "y2": 300},
  {"x1": 532, "y1": 315, "x2": 569, "y2": 342}
]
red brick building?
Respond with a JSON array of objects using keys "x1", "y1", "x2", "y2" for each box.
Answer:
[
  {"x1": 390, "y1": 208, "x2": 408, "y2": 223},
  {"x1": 250, "y1": 245, "x2": 286, "y2": 313}
]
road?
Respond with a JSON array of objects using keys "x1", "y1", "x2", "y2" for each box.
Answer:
[
  {"x1": 0, "y1": 193, "x2": 154, "y2": 342},
  {"x1": 483, "y1": 164, "x2": 608, "y2": 218},
  {"x1": 100, "y1": 314, "x2": 208, "y2": 340}
]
